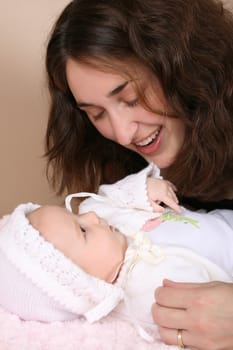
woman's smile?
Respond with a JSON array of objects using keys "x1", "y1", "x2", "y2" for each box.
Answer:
[{"x1": 134, "y1": 127, "x2": 162, "y2": 154}]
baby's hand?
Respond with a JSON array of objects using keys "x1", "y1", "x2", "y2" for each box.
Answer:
[{"x1": 146, "y1": 177, "x2": 181, "y2": 213}]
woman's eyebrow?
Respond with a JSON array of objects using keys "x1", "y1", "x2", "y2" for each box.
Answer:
[
  {"x1": 107, "y1": 81, "x2": 128, "y2": 97},
  {"x1": 76, "y1": 81, "x2": 129, "y2": 108}
]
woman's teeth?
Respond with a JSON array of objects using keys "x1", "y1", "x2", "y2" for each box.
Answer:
[{"x1": 136, "y1": 130, "x2": 160, "y2": 146}]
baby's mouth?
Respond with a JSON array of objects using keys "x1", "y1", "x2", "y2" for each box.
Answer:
[{"x1": 110, "y1": 225, "x2": 119, "y2": 232}]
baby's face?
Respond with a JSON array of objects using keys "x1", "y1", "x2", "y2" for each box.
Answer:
[{"x1": 28, "y1": 206, "x2": 127, "y2": 283}]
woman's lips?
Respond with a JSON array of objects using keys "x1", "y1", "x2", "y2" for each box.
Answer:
[{"x1": 135, "y1": 127, "x2": 162, "y2": 155}]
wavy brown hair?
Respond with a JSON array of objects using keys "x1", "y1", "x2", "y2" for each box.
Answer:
[{"x1": 45, "y1": 0, "x2": 233, "y2": 202}]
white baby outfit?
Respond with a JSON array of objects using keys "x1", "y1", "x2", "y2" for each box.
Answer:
[
  {"x1": 78, "y1": 163, "x2": 233, "y2": 277},
  {"x1": 76, "y1": 163, "x2": 233, "y2": 338},
  {"x1": 0, "y1": 163, "x2": 232, "y2": 343}
]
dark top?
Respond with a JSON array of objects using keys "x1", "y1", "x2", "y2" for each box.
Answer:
[{"x1": 180, "y1": 197, "x2": 233, "y2": 212}]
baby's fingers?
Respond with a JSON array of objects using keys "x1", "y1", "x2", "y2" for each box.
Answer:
[
  {"x1": 150, "y1": 201, "x2": 166, "y2": 213},
  {"x1": 166, "y1": 181, "x2": 178, "y2": 192},
  {"x1": 163, "y1": 196, "x2": 181, "y2": 213},
  {"x1": 166, "y1": 185, "x2": 179, "y2": 203}
]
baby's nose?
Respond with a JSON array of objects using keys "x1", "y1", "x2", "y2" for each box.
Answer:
[{"x1": 86, "y1": 211, "x2": 100, "y2": 224}]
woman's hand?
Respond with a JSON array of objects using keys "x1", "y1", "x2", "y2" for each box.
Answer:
[{"x1": 152, "y1": 279, "x2": 233, "y2": 350}]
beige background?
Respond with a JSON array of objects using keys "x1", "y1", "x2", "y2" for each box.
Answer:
[
  {"x1": 0, "y1": 0, "x2": 233, "y2": 217},
  {"x1": 0, "y1": 1, "x2": 70, "y2": 216}
]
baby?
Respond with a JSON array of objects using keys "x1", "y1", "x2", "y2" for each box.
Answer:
[{"x1": 0, "y1": 164, "x2": 232, "y2": 343}]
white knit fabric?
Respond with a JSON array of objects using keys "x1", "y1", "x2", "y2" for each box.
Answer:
[
  {"x1": 67, "y1": 163, "x2": 161, "y2": 213},
  {"x1": 70, "y1": 163, "x2": 163, "y2": 236},
  {"x1": 0, "y1": 203, "x2": 124, "y2": 322}
]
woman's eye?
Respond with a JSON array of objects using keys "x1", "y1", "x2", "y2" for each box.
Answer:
[
  {"x1": 92, "y1": 110, "x2": 105, "y2": 121},
  {"x1": 79, "y1": 107, "x2": 105, "y2": 122},
  {"x1": 125, "y1": 98, "x2": 139, "y2": 107}
]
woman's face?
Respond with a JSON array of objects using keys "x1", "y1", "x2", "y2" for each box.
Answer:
[{"x1": 66, "y1": 59, "x2": 185, "y2": 168}]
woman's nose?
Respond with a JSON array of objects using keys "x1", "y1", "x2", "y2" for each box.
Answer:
[{"x1": 110, "y1": 111, "x2": 138, "y2": 146}]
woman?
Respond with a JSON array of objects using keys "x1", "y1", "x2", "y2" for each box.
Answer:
[{"x1": 45, "y1": 0, "x2": 233, "y2": 349}]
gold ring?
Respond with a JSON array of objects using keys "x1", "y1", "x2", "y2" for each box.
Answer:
[{"x1": 177, "y1": 329, "x2": 185, "y2": 349}]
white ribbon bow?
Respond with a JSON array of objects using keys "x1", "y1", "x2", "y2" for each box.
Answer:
[{"x1": 125, "y1": 232, "x2": 165, "y2": 269}]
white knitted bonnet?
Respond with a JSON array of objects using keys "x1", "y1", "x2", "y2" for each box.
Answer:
[{"x1": 0, "y1": 203, "x2": 124, "y2": 323}]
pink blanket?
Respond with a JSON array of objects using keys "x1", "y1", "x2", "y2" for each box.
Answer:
[{"x1": 0, "y1": 305, "x2": 177, "y2": 350}]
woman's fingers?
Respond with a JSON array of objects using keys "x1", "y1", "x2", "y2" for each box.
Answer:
[
  {"x1": 163, "y1": 279, "x2": 219, "y2": 289},
  {"x1": 152, "y1": 301, "x2": 188, "y2": 329},
  {"x1": 158, "y1": 327, "x2": 190, "y2": 348},
  {"x1": 157, "y1": 327, "x2": 205, "y2": 350},
  {"x1": 153, "y1": 281, "x2": 233, "y2": 350},
  {"x1": 155, "y1": 285, "x2": 194, "y2": 308},
  {"x1": 152, "y1": 301, "x2": 206, "y2": 349}
]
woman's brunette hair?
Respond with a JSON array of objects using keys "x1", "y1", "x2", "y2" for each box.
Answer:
[{"x1": 45, "y1": 0, "x2": 233, "y2": 202}]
